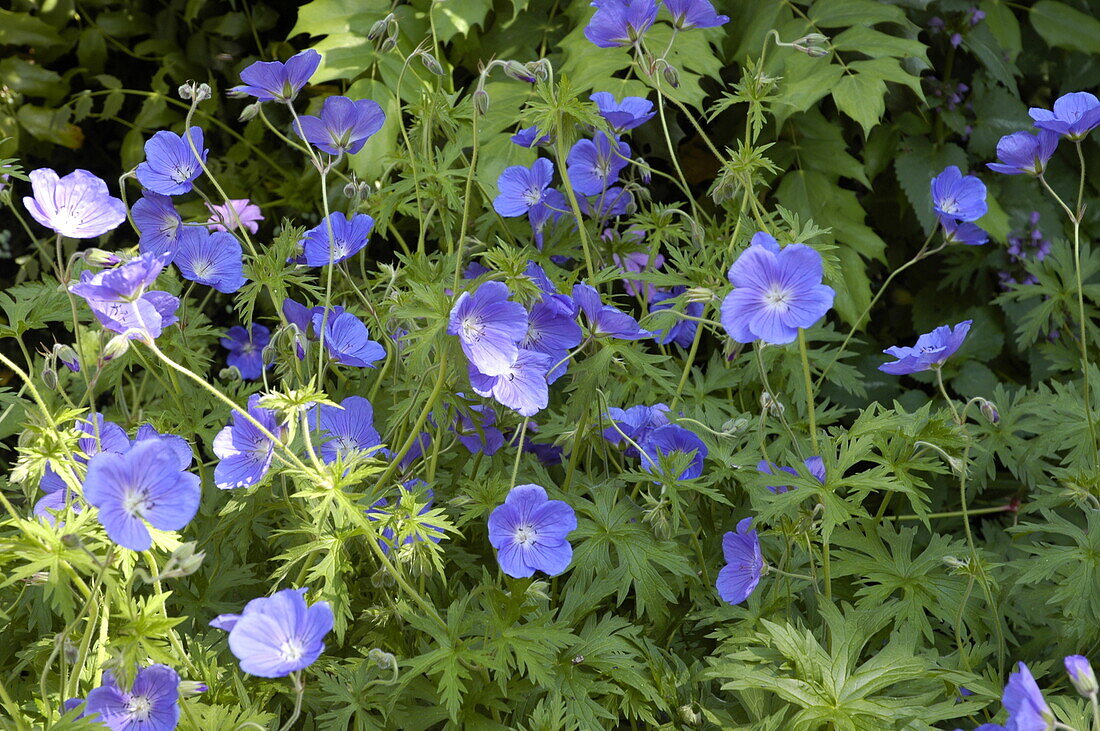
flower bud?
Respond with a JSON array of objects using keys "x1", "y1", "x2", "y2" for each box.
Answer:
[
  {"x1": 238, "y1": 102, "x2": 261, "y2": 122},
  {"x1": 367, "y1": 14, "x2": 393, "y2": 41},
  {"x1": 662, "y1": 64, "x2": 680, "y2": 88},
  {"x1": 83, "y1": 248, "x2": 122, "y2": 267},
  {"x1": 380, "y1": 36, "x2": 397, "y2": 53},
  {"x1": 685, "y1": 286, "x2": 714, "y2": 303},
  {"x1": 219, "y1": 365, "x2": 242, "y2": 381},
  {"x1": 473, "y1": 88, "x2": 490, "y2": 116},
  {"x1": 344, "y1": 179, "x2": 360, "y2": 198},
  {"x1": 178, "y1": 82, "x2": 195, "y2": 100},
  {"x1": 793, "y1": 33, "x2": 829, "y2": 58},
  {"x1": 160, "y1": 542, "x2": 206, "y2": 580},
  {"x1": 367, "y1": 647, "x2": 397, "y2": 671},
  {"x1": 194, "y1": 83, "x2": 212, "y2": 103},
  {"x1": 1066, "y1": 655, "x2": 1097, "y2": 697},
  {"x1": 760, "y1": 391, "x2": 784, "y2": 416},
  {"x1": 503, "y1": 60, "x2": 536, "y2": 83},
  {"x1": 721, "y1": 417, "x2": 750, "y2": 435},
  {"x1": 979, "y1": 399, "x2": 999, "y2": 424},
  {"x1": 53, "y1": 344, "x2": 80, "y2": 373},
  {"x1": 179, "y1": 681, "x2": 208, "y2": 696},
  {"x1": 420, "y1": 52, "x2": 444, "y2": 76},
  {"x1": 41, "y1": 366, "x2": 57, "y2": 391},
  {"x1": 103, "y1": 334, "x2": 131, "y2": 361},
  {"x1": 531, "y1": 58, "x2": 551, "y2": 82}
]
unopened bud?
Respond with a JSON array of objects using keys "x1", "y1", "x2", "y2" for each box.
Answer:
[
  {"x1": 473, "y1": 88, "x2": 490, "y2": 116},
  {"x1": 721, "y1": 417, "x2": 750, "y2": 435},
  {"x1": 793, "y1": 33, "x2": 829, "y2": 58},
  {"x1": 160, "y1": 542, "x2": 205, "y2": 579},
  {"x1": 979, "y1": 399, "x2": 999, "y2": 424},
  {"x1": 343, "y1": 180, "x2": 359, "y2": 198},
  {"x1": 219, "y1": 365, "x2": 242, "y2": 381},
  {"x1": 379, "y1": 36, "x2": 397, "y2": 53},
  {"x1": 84, "y1": 248, "x2": 122, "y2": 267},
  {"x1": 53, "y1": 344, "x2": 80, "y2": 373},
  {"x1": 103, "y1": 334, "x2": 131, "y2": 361},
  {"x1": 367, "y1": 14, "x2": 393, "y2": 41},
  {"x1": 685, "y1": 286, "x2": 714, "y2": 303},
  {"x1": 42, "y1": 366, "x2": 57, "y2": 390},
  {"x1": 194, "y1": 83, "x2": 212, "y2": 103},
  {"x1": 367, "y1": 647, "x2": 397, "y2": 671},
  {"x1": 238, "y1": 102, "x2": 261, "y2": 122},
  {"x1": 503, "y1": 60, "x2": 536, "y2": 83},
  {"x1": 532, "y1": 59, "x2": 552, "y2": 82},
  {"x1": 760, "y1": 391, "x2": 784, "y2": 416},
  {"x1": 179, "y1": 681, "x2": 208, "y2": 696},
  {"x1": 420, "y1": 52, "x2": 444, "y2": 76},
  {"x1": 662, "y1": 64, "x2": 680, "y2": 88},
  {"x1": 178, "y1": 82, "x2": 195, "y2": 100},
  {"x1": 1066, "y1": 656, "x2": 1098, "y2": 697}
]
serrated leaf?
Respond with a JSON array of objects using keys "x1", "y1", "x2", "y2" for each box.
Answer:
[{"x1": 832, "y1": 74, "x2": 886, "y2": 137}]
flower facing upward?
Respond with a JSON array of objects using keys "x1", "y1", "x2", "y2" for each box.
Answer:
[
  {"x1": 206, "y1": 198, "x2": 264, "y2": 234},
  {"x1": 69, "y1": 252, "x2": 180, "y2": 339},
  {"x1": 719, "y1": 232, "x2": 835, "y2": 345},
  {"x1": 299, "y1": 212, "x2": 375, "y2": 266},
  {"x1": 310, "y1": 395, "x2": 384, "y2": 464},
  {"x1": 1002, "y1": 662, "x2": 1053, "y2": 731},
  {"x1": 758, "y1": 456, "x2": 825, "y2": 494},
  {"x1": 493, "y1": 158, "x2": 556, "y2": 218},
  {"x1": 173, "y1": 228, "x2": 246, "y2": 293},
  {"x1": 879, "y1": 320, "x2": 972, "y2": 375},
  {"x1": 717, "y1": 518, "x2": 763, "y2": 605},
  {"x1": 567, "y1": 132, "x2": 631, "y2": 196},
  {"x1": 488, "y1": 484, "x2": 577, "y2": 578},
  {"x1": 231, "y1": 49, "x2": 321, "y2": 103},
  {"x1": 590, "y1": 92, "x2": 655, "y2": 132},
  {"x1": 584, "y1": 0, "x2": 659, "y2": 48},
  {"x1": 1029, "y1": 91, "x2": 1100, "y2": 140},
  {"x1": 663, "y1": 0, "x2": 729, "y2": 29},
  {"x1": 212, "y1": 394, "x2": 283, "y2": 489},
  {"x1": 82, "y1": 440, "x2": 200, "y2": 551},
  {"x1": 987, "y1": 130, "x2": 1059, "y2": 176},
  {"x1": 297, "y1": 95, "x2": 385, "y2": 155},
  {"x1": 135, "y1": 127, "x2": 208, "y2": 196},
  {"x1": 448, "y1": 281, "x2": 529, "y2": 376},
  {"x1": 213, "y1": 588, "x2": 333, "y2": 678},
  {"x1": 85, "y1": 665, "x2": 180, "y2": 731},
  {"x1": 469, "y1": 349, "x2": 552, "y2": 417},
  {"x1": 220, "y1": 323, "x2": 271, "y2": 380},
  {"x1": 22, "y1": 169, "x2": 127, "y2": 239},
  {"x1": 133, "y1": 191, "x2": 183, "y2": 258},
  {"x1": 930, "y1": 166, "x2": 987, "y2": 222}
]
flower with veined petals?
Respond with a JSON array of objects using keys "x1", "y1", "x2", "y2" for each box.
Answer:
[
  {"x1": 487, "y1": 484, "x2": 577, "y2": 578},
  {"x1": 930, "y1": 166, "x2": 987, "y2": 222},
  {"x1": 135, "y1": 127, "x2": 208, "y2": 196},
  {"x1": 297, "y1": 95, "x2": 385, "y2": 155},
  {"x1": 22, "y1": 168, "x2": 127, "y2": 239},
  {"x1": 494, "y1": 158, "x2": 556, "y2": 218},
  {"x1": 84, "y1": 665, "x2": 180, "y2": 731},
  {"x1": 220, "y1": 324, "x2": 271, "y2": 380},
  {"x1": 448, "y1": 281, "x2": 528, "y2": 376},
  {"x1": 206, "y1": 198, "x2": 264, "y2": 234},
  {"x1": 1029, "y1": 91, "x2": 1100, "y2": 140},
  {"x1": 231, "y1": 49, "x2": 321, "y2": 103},
  {"x1": 879, "y1": 320, "x2": 972, "y2": 375},
  {"x1": 717, "y1": 517, "x2": 763, "y2": 605},
  {"x1": 212, "y1": 588, "x2": 333, "y2": 678}
]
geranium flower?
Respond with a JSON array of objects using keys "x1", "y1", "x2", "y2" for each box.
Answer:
[
  {"x1": 135, "y1": 127, "x2": 208, "y2": 196},
  {"x1": 298, "y1": 212, "x2": 374, "y2": 266},
  {"x1": 590, "y1": 92, "x2": 655, "y2": 132},
  {"x1": 212, "y1": 394, "x2": 284, "y2": 489},
  {"x1": 220, "y1": 324, "x2": 271, "y2": 380},
  {"x1": 85, "y1": 665, "x2": 180, "y2": 731},
  {"x1": 758, "y1": 456, "x2": 825, "y2": 494},
  {"x1": 212, "y1": 588, "x2": 333, "y2": 678},
  {"x1": 487, "y1": 484, "x2": 577, "y2": 578},
  {"x1": 878, "y1": 320, "x2": 972, "y2": 375},
  {"x1": 566, "y1": 132, "x2": 630, "y2": 196},
  {"x1": 133, "y1": 191, "x2": 183, "y2": 258},
  {"x1": 493, "y1": 158, "x2": 556, "y2": 218},
  {"x1": 454, "y1": 404, "x2": 505, "y2": 455},
  {"x1": 987, "y1": 130, "x2": 1059, "y2": 176},
  {"x1": 602, "y1": 403, "x2": 670, "y2": 457},
  {"x1": 717, "y1": 518, "x2": 763, "y2": 605},
  {"x1": 650, "y1": 287, "x2": 703, "y2": 348},
  {"x1": 297, "y1": 95, "x2": 385, "y2": 155},
  {"x1": 231, "y1": 49, "x2": 321, "y2": 103},
  {"x1": 69, "y1": 252, "x2": 180, "y2": 339},
  {"x1": 664, "y1": 0, "x2": 729, "y2": 29},
  {"x1": 572, "y1": 282, "x2": 650, "y2": 340},
  {"x1": 639, "y1": 424, "x2": 708, "y2": 480},
  {"x1": 22, "y1": 169, "x2": 126, "y2": 239},
  {"x1": 511, "y1": 126, "x2": 551, "y2": 148},
  {"x1": 312, "y1": 309, "x2": 386, "y2": 367},
  {"x1": 930, "y1": 166, "x2": 987, "y2": 222},
  {"x1": 173, "y1": 228, "x2": 246, "y2": 293},
  {"x1": 584, "y1": 0, "x2": 659, "y2": 48},
  {"x1": 206, "y1": 198, "x2": 264, "y2": 234},
  {"x1": 309, "y1": 395, "x2": 384, "y2": 463},
  {"x1": 1029, "y1": 91, "x2": 1100, "y2": 140},
  {"x1": 448, "y1": 281, "x2": 528, "y2": 376},
  {"x1": 469, "y1": 349, "x2": 552, "y2": 416},
  {"x1": 1002, "y1": 662, "x2": 1053, "y2": 731}
]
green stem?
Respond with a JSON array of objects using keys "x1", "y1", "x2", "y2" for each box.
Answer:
[
  {"x1": 885, "y1": 505, "x2": 1011, "y2": 521},
  {"x1": 797, "y1": 329, "x2": 818, "y2": 452},
  {"x1": 669, "y1": 310, "x2": 705, "y2": 412},
  {"x1": 0, "y1": 674, "x2": 29, "y2": 731},
  {"x1": 553, "y1": 113, "x2": 597, "y2": 279}
]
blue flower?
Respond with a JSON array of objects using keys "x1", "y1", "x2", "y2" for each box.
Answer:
[
  {"x1": 69, "y1": 252, "x2": 180, "y2": 339},
  {"x1": 930, "y1": 166, "x2": 987, "y2": 223},
  {"x1": 584, "y1": 0, "x2": 659, "y2": 48},
  {"x1": 494, "y1": 158, "x2": 556, "y2": 218},
  {"x1": 298, "y1": 212, "x2": 374, "y2": 266},
  {"x1": 221, "y1": 324, "x2": 271, "y2": 380},
  {"x1": 758, "y1": 456, "x2": 825, "y2": 494},
  {"x1": 231, "y1": 49, "x2": 321, "y2": 103},
  {"x1": 717, "y1": 517, "x2": 763, "y2": 605},
  {"x1": 1065, "y1": 655, "x2": 1098, "y2": 697},
  {"x1": 310, "y1": 395, "x2": 384, "y2": 463},
  {"x1": 131, "y1": 423, "x2": 193, "y2": 470},
  {"x1": 469, "y1": 349, "x2": 552, "y2": 417},
  {"x1": 1002, "y1": 662, "x2": 1052, "y2": 731},
  {"x1": 663, "y1": 0, "x2": 729, "y2": 29},
  {"x1": 879, "y1": 320, "x2": 972, "y2": 375},
  {"x1": 590, "y1": 92, "x2": 655, "y2": 132},
  {"x1": 488, "y1": 484, "x2": 577, "y2": 578},
  {"x1": 614, "y1": 249, "x2": 663, "y2": 300},
  {"x1": 602, "y1": 403, "x2": 670, "y2": 457},
  {"x1": 82, "y1": 439, "x2": 200, "y2": 551},
  {"x1": 579, "y1": 186, "x2": 634, "y2": 219},
  {"x1": 135, "y1": 127, "x2": 207, "y2": 196},
  {"x1": 519, "y1": 299, "x2": 582, "y2": 383},
  {"x1": 297, "y1": 95, "x2": 385, "y2": 155},
  {"x1": 651, "y1": 288, "x2": 703, "y2": 348},
  {"x1": 454, "y1": 404, "x2": 505, "y2": 455},
  {"x1": 313, "y1": 309, "x2": 386, "y2": 368},
  {"x1": 133, "y1": 191, "x2": 183, "y2": 259},
  {"x1": 1029, "y1": 91, "x2": 1100, "y2": 140},
  {"x1": 719, "y1": 232, "x2": 835, "y2": 345},
  {"x1": 511, "y1": 126, "x2": 551, "y2": 148},
  {"x1": 212, "y1": 394, "x2": 284, "y2": 489},
  {"x1": 85, "y1": 664, "x2": 180, "y2": 731},
  {"x1": 214, "y1": 588, "x2": 333, "y2": 678},
  {"x1": 566, "y1": 132, "x2": 630, "y2": 195},
  {"x1": 22, "y1": 168, "x2": 126, "y2": 239},
  {"x1": 639, "y1": 424, "x2": 707, "y2": 480},
  {"x1": 174, "y1": 228, "x2": 246, "y2": 293},
  {"x1": 987, "y1": 130, "x2": 1059, "y2": 176},
  {"x1": 448, "y1": 281, "x2": 529, "y2": 376},
  {"x1": 572, "y1": 282, "x2": 650, "y2": 340},
  {"x1": 942, "y1": 219, "x2": 989, "y2": 246}
]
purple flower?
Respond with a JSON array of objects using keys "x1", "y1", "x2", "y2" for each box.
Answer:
[
  {"x1": 758, "y1": 456, "x2": 825, "y2": 494},
  {"x1": 310, "y1": 395, "x2": 383, "y2": 463},
  {"x1": 584, "y1": 0, "x2": 659, "y2": 48},
  {"x1": 1065, "y1": 655, "x2": 1097, "y2": 697},
  {"x1": 879, "y1": 320, "x2": 972, "y2": 375},
  {"x1": 231, "y1": 49, "x2": 321, "y2": 103},
  {"x1": 69, "y1": 252, "x2": 180, "y2": 339},
  {"x1": 519, "y1": 299, "x2": 583, "y2": 383},
  {"x1": 663, "y1": 0, "x2": 729, "y2": 29},
  {"x1": 448, "y1": 281, "x2": 529, "y2": 376},
  {"x1": 298, "y1": 212, "x2": 374, "y2": 266},
  {"x1": 133, "y1": 191, "x2": 183, "y2": 258},
  {"x1": 35, "y1": 466, "x2": 79, "y2": 523},
  {"x1": 930, "y1": 166, "x2": 987, "y2": 222},
  {"x1": 614, "y1": 249, "x2": 664, "y2": 300},
  {"x1": 1029, "y1": 91, "x2": 1100, "y2": 140},
  {"x1": 602, "y1": 403, "x2": 670, "y2": 457},
  {"x1": 1002, "y1": 662, "x2": 1052, "y2": 731},
  {"x1": 135, "y1": 127, "x2": 207, "y2": 196},
  {"x1": 174, "y1": 228, "x2": 246, "y2": 293},
  {"x1": 131, "y1": 424, "x2": 193, "y2": 470},
  {"x1": 651, "y1": 288, "x2": 702, "y2": 348},
  {"x1": 579, "y1": 186, "x2": 633, "y2": 219},
  {"x1": 297, "y1": 95, "x2": 385, "y2": 155},
  {"x1": 314, "y1": 309, "x2": 386, "y2": 367},
  {"x1": 590, "y1": 92, "x2": 655, "y2": 132},
  {"x1": 717, "y1": 517, "x2": 763, "y2": 605},
  {"x1": 567, "y1": 132, "x2": 630, "y2": 196},
  {"x1": 469, "y1": 349, "x2": 552, "y2": 417},
  {"x1": 79, "y1": 413, "x2": 132, "y2": 458},
  {"x1": 212, "y1": 394, "x2": 284, "y2": 489},
  {"x1": 987, "y1": 130, "x2": 1059, "y2": 176},
  {"x1": 215, "y1": 588, "x2": 333, "y2": 677},
  {"x1": 83, "y1": 439, "x2": 200, "y2": 551},
  {"x1": 515, "y1": 421, "x2": 564, "y2": 464},
  {"x1": 494, "y1": 158, "x2": 556, "y2": 218},
  {"x1": 942, "y1": 219, "x2": 989, "y2": 246},
  {"x1": 511, "y1": 126, "x2": 551, "y2": 148},
  {"x1": 221, "y1": 324, "x2": 271, "y2": 380},
  {"x1": 85, "y1": 665, "x2": 180, "y2": 731},
  {"x1": 487, "y1": 484, "x2": 576, "y2": 578},
  {"x1": 529, "y1": 188, "x2": 570, "y2": 243},
  {"x1": 719, "y1": 232, "x2": 835, "y2": 345},
  {"x1": 572, "y1": 282, "x2": 650, "y2": 340},
  {"x1": 206, "y1": 198, "x2": 264, "y2": 234},
  {"x1": 639, "y1": 424, "x2": 707, "y2": 480},
  {"x1": 22, "y1": 169, "x2": 127, "y2": 239},
  {"x1": 454, "y1": 404, "x2": 505, "y2": 455}
]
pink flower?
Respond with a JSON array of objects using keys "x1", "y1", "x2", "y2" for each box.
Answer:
[{"x1": 205, "y1": 199, "x2": 264, "y2": 234}]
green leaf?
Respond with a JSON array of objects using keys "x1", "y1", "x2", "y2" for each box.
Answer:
[
  {"x1": 831, "y1": 74, "x2": 886, "y2": 137},
  {"x1": 0, "y1": 9, "x2": 65, "y2": 48},
  {"x1": 808, "y1": 0, "x2": 907, "y2": 27},
  {"x1": 831, "y1": 26, "x2": 929, "y2": 64},
  {"x1": 345, "y1": 79, "x2": 399, "y2": 183},
  {"x1": 1030, "y1": 0, "x2": 1100, "y2": 54},
  {"x1": 893, "y1": 138, "x2": 968, "y2": 235}
]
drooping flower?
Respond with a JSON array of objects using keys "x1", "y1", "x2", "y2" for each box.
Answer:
[
  {"x1": 639, "y1": 424, "x2": 708, "y2": 480},
  {"x1": 590, "y1": 92, "x2": 655, "y2": 132},
  {"x1": 69, "y1": 252, "x2": 180, "y2": 339},
  {"x1": 1029, "y1": 91, "x2": 1100, "y2": 140},
  {"x1": 511, "y1": 126, "x2": 551, "y2": 148},
  {"x1": 716, "y1": 517, "x2": 763, "y2": 605},
  {"x1": 22, "y1": 169, "x2": 127, "y2": 239},
  {"x1": 231, "y1": 49, "x2": 321, "y2": 103},
  {"x1": 650, "y1": 287, "x2": 703, "y2": 348},
  {"x1": 135, "y1": 127, "x2": 208, "y2": 196},
  {"x1": 663, "y1": 0, "x2": 729, "y2": 29},
  {"x1": 173, "y1": 228, "x2": 246, "y2": 293},
  {"x1": 614, "y1": 249, "x2": 664, "y2": 300},
  {"x1": 448, "y1": 281, "x2": 529, "y2": 376},
  {"x1": 84, "y1": 664, "x2": 180, "y2": 731},
  {"x1": 206, "y1": 198, "x2": 264, "y2": 234},
  {"x1": 493, "y1": 158, "x2": 556, "y2": 218},
  {"x1": 1066, "y1": 655, "x2": 1098, "y2": 697},
  {"x1": 719, "y1": 232, "x2": 835, "y2": 345},
  {"x1": 758, "y1": 456, "x2": 825, "y2": 494},
  {"x1": 567, "y1": 132, "x2": 631, "y2": 196},
  {"x1": 930, "y1": 166, "x2": 987, "y2": 223},
  {"x1": 309, "y1": 395, "x2": 384, "y2": 463},
  {"x1": 487, "y1": 484, "x2": 577, "y2": 578},
  {"x1": 987, "y1": 130, "x2": 1059, "y2": 176},
  {"x1": 133, "y1": 191, "x2": 183, "y2": 258},
  {"x1": 941, "y1": 218, "x2": 989, "y2": 246},
  {"x1": 572, "y1": 282, "x2": 651, "y2": 340},
  {"x1": 220, "y1": 324, "x2": 271, "y2": 380},
  {"x1": 879, "y1": 320, "x2": 972, "y2": 375},
  {"x1": 602, "y1": 403, "x2": 670, "y2": 457},
  {"x1": 212, "y1": 394, "x2": 284, "y2": 489},
  {"x1": 214, "y1": 588, "x2": 333, "y2": 678},
  {"x1": 297, "y1": 95, "x2": 385, "y2": 155},
  {"x1": 454, "y1": 404, "x2": 505, "y2": 455},
  {"x1": 298, "y1": 212, "x2": 374, "y2": 266},
  {"x1": 584, "y1": 0, "x2": 659, "y2": 48},
  {"x1": 469, "y1": 349, "x2": 552, "y2": 417},
  {"x1": 312, "y1": 309, "x2": 386, "y2": 368},
  {"x1": 82, "y1": 439, "x2": 200, "y2": 551},
  {"x1": 1002, "y1": 662, "x2": 1053, "y2": 731}
]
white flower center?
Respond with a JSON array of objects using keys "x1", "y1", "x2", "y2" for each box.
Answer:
[
  {"x1": 170, "y1": 164, "x2": 195, "y2": 184},
  {"x1": 522, "y1": 187, "x2": 543, "y2": 206},
  {"x1": 279, "y1": 638, "x2": 305, "y2": 663},
  {"x1": 461, "y1": 316, "x2": 484, "y2": 342},
  {"x1": 126, "y1": 695, "x2": 152, "y2": 720},
  {"x1": 763, "y1": 285, "x2": 792, "y2": 311},
  {"x1": 514, "y1": 524, "x2": 538, "y2": 545},
  {"x1": 192, "y1": 259, "x2": 214, "y2": 279},
  {"x1": 940, "y1": 196, "x2": 958, "y2": 213},
  {"x1": 122, "y1": 488, "x2": 149, "y2": 517}
]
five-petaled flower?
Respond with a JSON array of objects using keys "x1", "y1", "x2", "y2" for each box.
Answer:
[
  {"x1": 85, "y1": 664, "x2": 181, "y2": 731},
  {"x1": 221, "y1": 323, "x2": 271, "y2": 380},
  {"x1": 22, "y1": 169, "x2": 127, "y2": 239},
  {"x1": 879, "y1": 320, "x2": 972, "y2": 375},
  {"x1": 487, "y1": 484, "x2": 577, "y2": 578},
  {"x1": 716, "y1": 517, "x2": 763, "y2": 605},
  {"x1": 448, "y1": 281, "x2": 529, "y2": 376},
  {"x1": 1029, "y1": 91, "x2": 1100, "y2": 141},
  {"x1": 297, "y1": 95, "x2": 386, "y2": 155},
  {"x1": 231, "y1": 49, "x2": 321, "y2": 103},
  {"x1": 136, "y1": 127, "x2": 208, "y2": 196}
]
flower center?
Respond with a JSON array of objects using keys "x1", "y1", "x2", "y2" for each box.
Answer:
[
  {"x1": 763, "y1": 285, "x2": 792, "y2": 310},
  {"x1": 160, "y1": 214, "x2": 181, "y2": 240},
  {"x1": 514, "y1": 524, "x2": 538, "y2": 545},
  {"x1": 461, "y1": 316, "x2": 484, "y2": 342},
  {"x1": 122, "y1": 487, "x2": 149, "y2": 517},
  {"x1": 192, "y1": 259, "x2": 214, "y2": 279},
  {"x1": 279, "y1": 638, "x2": 305, "y2": 663},
  {"x1": 170, "y1": 164, "x2": 195, "y2": 184},
  {"x1": 939, "y1": 196, "x2": 958, "y2": 213},
  {"x1": 126, "y1": 695, "x2": 153, "y2": 721},
  {"x1": 522, "y1": 187, "x2": 543, "y2": 207}
]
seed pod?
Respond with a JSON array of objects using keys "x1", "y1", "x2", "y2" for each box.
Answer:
[
  {"x1": 420, "y1": 52, "x2": 444, "y2": 76},
  {"x1": 473, "y1": 88, "x2": 490, "y2": 116}
]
